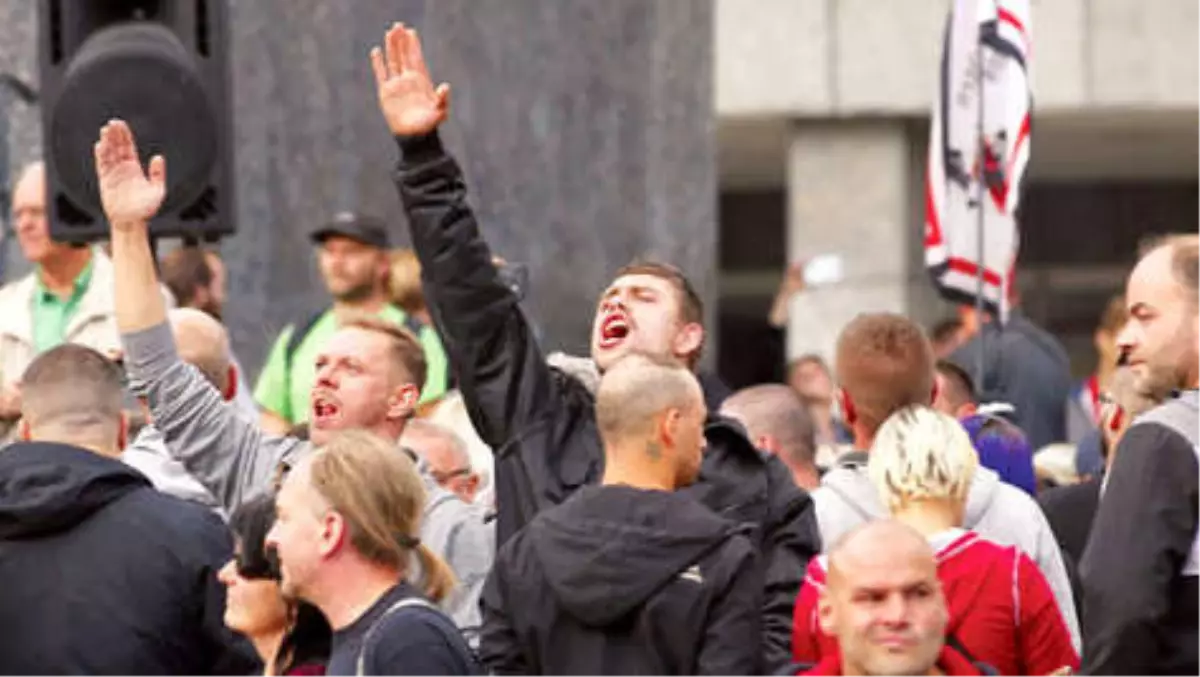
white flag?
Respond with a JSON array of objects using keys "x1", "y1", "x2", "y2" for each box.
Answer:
[{"x1": 925, "y1": 0, "x2": 1032, "y2": 322}]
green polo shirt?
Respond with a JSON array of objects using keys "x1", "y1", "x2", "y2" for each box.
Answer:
[
  {"x1": 254, "y1": 305, "x2": 450, "y2": 424},
  {"x1": 32, "y1": 259, "x2": 94, "y2": 352}
]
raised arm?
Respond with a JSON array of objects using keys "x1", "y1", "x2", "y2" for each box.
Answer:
[
  {"x1": 96, "y1": 120, "x2": 294, "y2": 510},
  {"x1": 372, "y1": 24, "x2": 562, "y2": 447}
]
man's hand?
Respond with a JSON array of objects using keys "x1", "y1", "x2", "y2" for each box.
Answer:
[
  {"x1": 93, "y1": 119, "x2": 166, "y2": 230},
  {"x1": 371, "y1": 22, "x2": 451, "y2": 137}
]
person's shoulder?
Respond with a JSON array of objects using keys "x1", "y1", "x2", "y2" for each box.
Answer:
[{"x1": 368, "y1": 601, "x2": 469, "y2": 672}]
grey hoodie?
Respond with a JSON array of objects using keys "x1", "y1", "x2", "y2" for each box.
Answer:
[
  {"x1": 122, "y1": 321, "x2": 492, "y2": 641},
  {"x1": 813, "y1": 453, "x2": 1081, "y2": 652}
]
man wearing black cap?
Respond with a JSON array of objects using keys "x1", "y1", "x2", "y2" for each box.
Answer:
[{"x1": 254, "y1": 212, "x2": 449, "y2": 434}]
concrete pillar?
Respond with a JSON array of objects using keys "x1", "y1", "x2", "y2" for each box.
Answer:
[{"x1": 784, "y1": 120, "x2": 942, "y2": 364}]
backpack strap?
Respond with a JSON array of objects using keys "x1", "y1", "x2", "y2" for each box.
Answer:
[{"x1": 355, "y1": 595, "x2": 476, "y2": 676}]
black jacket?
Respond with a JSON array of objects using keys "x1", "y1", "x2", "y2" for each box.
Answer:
[
  {"x1": 1080, "y1": 412, "x2": 1199, "y2": 675},
  {"x1": 393, "y1": 131, "x2": 819, "y2": 671},
  {"x1": 950, "y1": 312, "x2": 1073, "y2": 450},
  {"x1": 1037, "y1": 479, "x2": 1100, "y2": 612},
  {"x1": 480, "y1": 485, "x2": 760, "y2": 674},
  {"x1": 0, "y1": 442, "x2": 257, "y2": 675}
]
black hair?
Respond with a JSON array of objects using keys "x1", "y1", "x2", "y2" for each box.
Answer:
[{"x1": 228, "y1": 495, "x2": 331, "y2": 675}]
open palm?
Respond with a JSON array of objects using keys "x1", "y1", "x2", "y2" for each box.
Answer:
[
  {"x1": 371, "y1": 23, "x2": 451, "y2": 136},
  {"x1": 93, "y1": 120, "x2": 166, "y2": 229}
]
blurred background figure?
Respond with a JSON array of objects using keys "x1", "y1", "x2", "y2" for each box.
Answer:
[
  {"x1": 1067, "y1": 294, "x2": 1128, "y2": 479},
  {"x1": 401, "y1": 419, "x2": 483, "y2": 504},
  {"x1": 932, "y1": 359, "x2": 978, "y2": 420},
  {"x1": 929, "y1": 317, "x2": 968, "y2": 359},
  {"x1": 961, "y1": 413, "x2": 1038, "y2": 498},
  {"x1": 720, "y1": 383, "x2": 821, "y2": 490}
]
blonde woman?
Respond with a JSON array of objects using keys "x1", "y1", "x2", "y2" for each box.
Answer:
[{"x1": 792, "y1": 406, "x2": 1078, "y2": 675}]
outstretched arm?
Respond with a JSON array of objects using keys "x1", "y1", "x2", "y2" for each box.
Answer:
[
  {"x1": 372, "y1": 25, "x2": 563, "y2": 448},
  {"x1": 96, "y1": 120, "x2": 293, "y2": 510}
]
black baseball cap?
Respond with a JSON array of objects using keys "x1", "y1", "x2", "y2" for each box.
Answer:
[{"x1": 310, "y1": 211, "x2": 390, "y2": 249}]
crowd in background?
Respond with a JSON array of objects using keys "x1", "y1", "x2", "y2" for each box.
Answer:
[{"x1": 0, "y1": 22, "x2": 1193, "y2": 677}]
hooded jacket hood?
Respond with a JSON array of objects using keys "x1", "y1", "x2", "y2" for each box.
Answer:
[
  {"x1": 818, "y1": 451, "x2": 1003, "y2": 530},
  {"x1": 0, "y1": 442, "x2": 150, "y2": 539},
  {"x1": 531, "y1": 484, "x2": 742, "y2": 626}
]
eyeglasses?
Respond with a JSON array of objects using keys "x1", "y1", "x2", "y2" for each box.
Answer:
[{"x1": 430, "y1": 467, "x2": 472, "y2": 485}]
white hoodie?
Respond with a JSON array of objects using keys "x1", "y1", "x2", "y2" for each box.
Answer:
[{"x1": 813, "y1": 453, "x2": 1081, "y2": 652}]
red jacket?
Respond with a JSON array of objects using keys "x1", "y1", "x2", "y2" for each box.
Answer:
[
  {"x1": 798, "y1": 645, "x2": 986, "y2": 676},
  {"x1": 793, "y1": 529, "x2": 1079, "y2": 675}
]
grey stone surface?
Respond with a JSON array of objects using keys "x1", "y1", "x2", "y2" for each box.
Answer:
[{"x1": 0, "y1": 0, "x2": 716, "y2": 379}]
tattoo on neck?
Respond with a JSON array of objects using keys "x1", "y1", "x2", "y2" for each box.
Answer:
[{"x1": 645, "y1": 440, "x2": 663, "y2": 460}]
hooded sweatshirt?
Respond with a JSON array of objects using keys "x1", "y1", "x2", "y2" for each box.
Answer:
[
  {"x1": 793, "y1": 528, "x2": 1079, "y2": 675},
  {"x1": 812, "y1": 452, "x2": 1080, "y2": 651},
  {"x1": 0, "y1": 441, "x2": 255, "y2": 675},
  {"x1": 479, "y1": 484, "x2": 761, "y2": 675}
]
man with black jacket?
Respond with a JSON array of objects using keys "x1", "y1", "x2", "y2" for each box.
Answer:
[
  {"x1": 480, "y1": 354, "x2": 760, "y2": 674},
  {"x1": 369, "y1": 23, "x2": 819, "y2": 670},
  {"x1": 0, "y1": 344, "x2": 255, "y2": 674},
  {"x1": 1080, "y1": 234, "x2": 1199, "y2": 675}
]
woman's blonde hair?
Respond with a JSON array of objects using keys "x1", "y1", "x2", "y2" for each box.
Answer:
[
  {"x1": 307, "y1": 429, "x2": 455, "y2": 602},
  {"x1": 388, "y1": 248, "x2": 425, "y2": 316},
  {"x1": 867, "y1": 405, "x2": 978, "y2": 513}
]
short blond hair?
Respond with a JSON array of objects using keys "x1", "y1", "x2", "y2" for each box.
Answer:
[
  {"x1": 307, "y1": 429, "x2": 455, "y2": 602},
  {"x1": 388, "y1": 248, "x2": 426, "y2": 315},
  {"x1": 868, "y1": 406, "x2": 978, "y2": 512},
  {"x1": 337, "y1": 313, "x2": 427, "y2": 391}
]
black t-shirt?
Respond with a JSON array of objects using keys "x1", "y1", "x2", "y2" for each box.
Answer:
[{"x1": 325, "y1": 582, "x2": 479, "y2": 676}]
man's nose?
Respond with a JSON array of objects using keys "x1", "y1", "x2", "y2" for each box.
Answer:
[{"x1": 878, "y1": 595, "x2": 911, "y2": 625}]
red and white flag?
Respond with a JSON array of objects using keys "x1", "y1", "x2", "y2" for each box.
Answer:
[{"x1": 925, "y1": 0, "x2": 1032, "y2": 322}]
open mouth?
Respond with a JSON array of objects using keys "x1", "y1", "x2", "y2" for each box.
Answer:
[
  {"x1": 311, "y1": 393, "x2": 341, "y2": 427},
  {"x1": 598, "y1": 314, "x2": 631, "y2": 350}
]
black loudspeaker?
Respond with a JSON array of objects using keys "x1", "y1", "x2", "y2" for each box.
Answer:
[{"x1": 38, "y1": 0, "x2": 234, "y2": 243}]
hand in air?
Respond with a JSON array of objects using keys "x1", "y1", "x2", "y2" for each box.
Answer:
[
  {"x1": 93, "y1": 120, "x2": 166, "y2": 231},
  {"x1": 371, "y1": 22, "x2": 451, "y2": 137}
]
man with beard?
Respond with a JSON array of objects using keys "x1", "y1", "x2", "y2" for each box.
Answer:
[
  {"x1": 370, "y1": 23, "x2": 818, "y2": 671},
  {"x1": 1080, "y1": 234, "x2": 1199, "y2": 675},
  {"x1": 253, "y1": 211, "x2": 449, "y2": 434}
]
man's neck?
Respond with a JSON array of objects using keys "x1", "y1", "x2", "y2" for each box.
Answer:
[
  {"x1": 791, "y1": 464, "x2": 822, "y2": 492},
  {"x1": 39, "y1": 248, "x2": 92, "y2": 299},
  {"x1": 601, "y1": 443, "x2": 677, "y2": 492},
  {"x1": 851, "y1": 425, "x2": 875, "y2": 453},
  {"x1": 332, "y1": 292, "x2": 388, "y2": 316},
  {"x1": 310, "y1": 561, "x2": 402, "y2": 630}
]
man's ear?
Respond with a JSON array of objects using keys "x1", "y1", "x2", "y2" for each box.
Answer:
[
  {"x1": 930, "y1": 377, "x2": 940, "y2": 406},
  {"x1": 837, "y1": 389, "x2": 857, "y2": 426},
  {"x1": 387, "y1": 383, "x2": 420, "y2": 421},
  {"x1": 956, "y1": 402, "x2": 978, "y2": 420},
  {"x1": 319, "y1": 510, "x2": 346, "y2": 559},
  {"x1": 18, "y1": 417, "x2": 31, "y2": 442},
  {"x1": 673, "y1": 323, "x2": 705, "y2": 365},
  {"x1": 817, "y1": 588, "x2": 837, "y2": 636},
  {"x1": 223, "y1": 364, "x2": 239, "y2": 402},
  {"x1": 755, "y1": 434, "x2": 783, "y2": 456},
  {"x1": 657, "y1": 408, "x2": 682, "y2": 451},
  {"x1": 117, "y1": 411, "x2": 130, "y2": 451}
]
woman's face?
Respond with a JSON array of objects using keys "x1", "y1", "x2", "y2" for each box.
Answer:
[{"x1": 217, "y1": 547, "x2": 290, "y2": 639}]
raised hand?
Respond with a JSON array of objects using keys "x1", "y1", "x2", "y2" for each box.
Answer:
[
  {"x1": 371, "y1": 22, "x2": 451, "y2": 136},
  {"x1": 93, "y1": 120, "x2": 166, "y2": 230}
]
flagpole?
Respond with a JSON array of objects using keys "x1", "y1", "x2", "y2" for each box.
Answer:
[{"x1": 974, "y1": 5, "x2": 987, "y2": 395}]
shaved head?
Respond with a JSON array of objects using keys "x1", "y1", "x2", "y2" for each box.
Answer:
[
  {"x1": 169, "y1": 308, "x2": 232, "y2": 395},
  {"x1": 820, "y1": 520, "x2": 947, "y2": 676},
  {"x1": 20, "y1": 343, "x2": 127, "y2": 453},
  {"x1": 596, "y1": 353, "x2": 704, "y2": 444},
  {"x1": 721, "y1": 384, "x2": 816, "y2": 466}
]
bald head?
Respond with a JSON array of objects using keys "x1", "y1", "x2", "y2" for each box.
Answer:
[
  {"x1": 596, "y1": 353, "x2": 704, "y2": 445},
  {"x1": 827, "y1": 520, "x2": 936, "y2": 584},
  {"x1": 169, "y1": 308, "x2": 233, "y2": 398},
  {"x1": 721, "y1": 384, "x2": 816, "y2": 466}
]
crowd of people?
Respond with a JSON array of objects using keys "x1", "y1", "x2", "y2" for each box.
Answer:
[{"x1": 0, "y1": 21, "x2": 1193, "y2": 676}]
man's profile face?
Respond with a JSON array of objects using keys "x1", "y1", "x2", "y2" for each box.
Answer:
[
  {"x1": 1117, "y1": 247, "x2": 1199, "y2": 397},
  {"x1": 309, "y1": 327, "x2": 411, "y2": 445},
  {"x1": 317, "y1": 236, "x2": 386, "y2": 303},
  {"x1": 265, "y1": 463, "x2": 328, "y2": 601},
  {"x1": 820, "y1": 541, "x2": 947, "y2": 676},
  {"x1": 591, "y1": 274, "x2": 694, "y2": 372},
  {"x1": 789, "y1": 359, "x2": 834, "y2": 406}
]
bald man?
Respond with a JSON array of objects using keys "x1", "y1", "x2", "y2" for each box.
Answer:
[
  {"x1": 122, "y1": 308, "x2": 245, "y2": 513},
  {"x1": 480, "y1": 353, "x2": 761, "y2": 674},
  {"x1": 721, "y1": 384, "x2": 821, "y2": 490},
  {"x1": 402, "y1": 418, "x2": 482, "y2": 503},
  {"x1": 804, "y1": 520, "x2": 988, "y2": 676}
]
